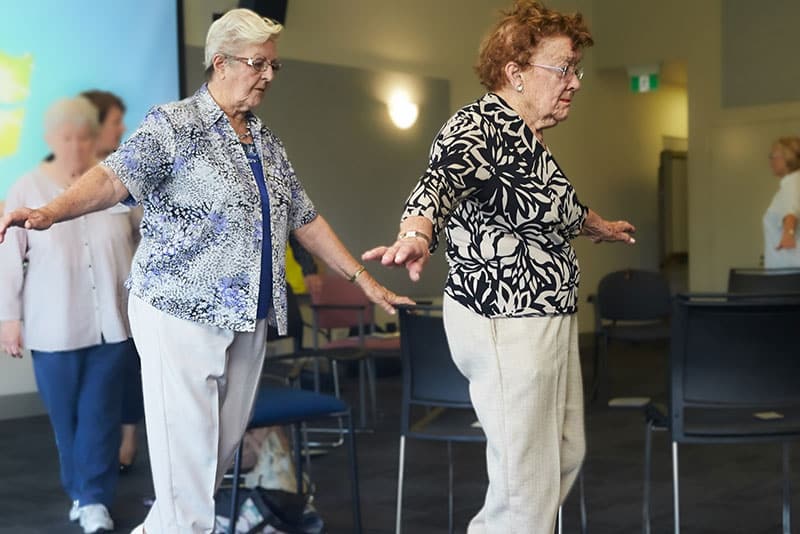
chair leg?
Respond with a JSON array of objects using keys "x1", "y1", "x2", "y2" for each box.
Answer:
[
  {"x1": 557, "y1": 505, "x2": 563, "y2": 534},
  {"x1": 590, "y1": 333, "x2": 608, "y2": 403},
  {"x1": 783, "y1": 442, "x2": 791, "y2": 534},
  {"x1": 292, "y1": 424, "x2": 303, "y2": 494},
  {"x1": 357, "y1": 359, "x2": 367, "y2": 428},
  {"x1": 591, "y1": 333, "x2": 601, "y2": 401},
  {"x1": 228, "y1": 441, "x2": 244, "y2": 534},
  {"x1": 345, "y1": 410, "x2": 363, "y2": 534},
  {"x1": 395, "y1": 435, "x2": 406, "y2": 534},
  {"x1": 672, "y1": 441, "x2": 680, "y2": 534},
  {"x1": 579, "y1": 468, "x2": 588, "y2": 534},
  {"x1": 447, "y1": 440, "x2": 454, "y2": 534},
  {"x1": 366, "y1": 357, "x2": 378, "y2": 426},
  {"x1": 643, "y1": 421, "x2": 653, "y2": 534}
]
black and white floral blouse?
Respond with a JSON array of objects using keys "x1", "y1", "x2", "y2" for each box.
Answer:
[
  {"x1": 403, "y1": 93, "x2": 587, "y2": 318},
  {"x1": 104, "y1": 85, "x2": 317, "y2": 333}
]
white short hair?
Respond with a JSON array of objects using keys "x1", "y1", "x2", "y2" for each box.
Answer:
[
  {"x1": 44, "y1": 96, "x2": 99, "y2": 136},
  {"x1": 204, "y1": 8, "x2": 283, "y2": 70}
]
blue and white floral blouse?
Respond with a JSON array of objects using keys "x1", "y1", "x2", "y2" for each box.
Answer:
[
  {"x1": 403, "y1": 92, "x2": 587, "y2": 318},
  {"x1": 103, "y1": 84, "x2": 317, "y2": 333}
]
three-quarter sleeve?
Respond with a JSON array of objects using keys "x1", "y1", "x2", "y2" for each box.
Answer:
[
  {"x1": 560, "y1": 187, "x2": 588, "y2": 239},
  {"x1": 103, "y1": 107, "x2": 177, "y2": 202},
  {"x1": 0, "y1": 184, "x2": 28, "y2": 321},
  {"x1": 402, "y1": 112, "x2": 493, "y2": 251},
  {"x1": 786, "y1": 175, "x2": 800, "y2": 218}
]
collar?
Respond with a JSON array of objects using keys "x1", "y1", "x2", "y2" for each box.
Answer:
[
  {"x1": 482, "y1": 92, "x2": 539, "y2": 152},
  {"x1": 195, "y1": 83, "x2": 263, "y2": 137}
]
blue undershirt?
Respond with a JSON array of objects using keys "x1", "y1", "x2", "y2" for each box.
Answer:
[{"x1": 242, "y1": 142, "x2": 273, "y2": 319}]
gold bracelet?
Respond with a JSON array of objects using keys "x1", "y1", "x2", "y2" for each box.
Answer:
[
  {"x1": 397, "y1": 230, "x2": 431, "y2": 245},
  {"x1": 349, "y1": 265, "x2": 366, "y2": 283}
]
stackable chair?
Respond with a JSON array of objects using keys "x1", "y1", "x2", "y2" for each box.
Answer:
[
  {"x1": 641, "y1": 293, "x2": 800, "y2": 534},
  {"x1": 228, "y1": 310, "x2": 362, "y2": 533},
  {"x1": 308, "y1": 272, "x2": 401, "y2": 429},
  {"x1": 395, "y1": 305, "x2": 484, "y2": 534},
  {"x1": 227, "y1": 385, "x2": 362, "y2": 534},
  {"x1": 589, "y1": 269, "x2": 672, "y2": 403},
  {"x1": 727, "y1": 267, "x2": 800, "y2": 296},
  {"x1": 395, "y1": 305, "x2": 587, "y2": 534},
  {"x1": 226, "y1": 286, "x2": 363, "y2": 534}
]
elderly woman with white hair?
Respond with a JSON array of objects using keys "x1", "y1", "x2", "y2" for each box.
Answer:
[
  {"x1": 0, "y1": 8, "x2": 411, "y2": 534},
  {"x1": 0, "y1": 96, "x2": 139, "y2": 533}
]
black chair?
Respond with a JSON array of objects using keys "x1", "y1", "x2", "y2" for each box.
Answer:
[
  {"x1": 395, "y1": 305, "x2": 483, "y2": 534},
  {"x1": 589, "y1": 269, "x2": 672, "y2": 402},
  {"x1": 642, "y1": 293, "x2": 800, "y2": 534},
  {"x1": 727, "y1": 267, "x2": 800, "y2": 296},
  {"x1": 395, "y1": 305, "x2": 587, "y2": 534}
]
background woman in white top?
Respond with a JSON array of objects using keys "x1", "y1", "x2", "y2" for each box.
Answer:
[
  {"x1": 764, "y1": 136, "x2": 800, "y2": 268},
  {"x1": 80, "y1": 89, "x2": 143, "y2": 475},
  {"x1": 0, "y1": 97, "x2": 139, "y2": 534}
]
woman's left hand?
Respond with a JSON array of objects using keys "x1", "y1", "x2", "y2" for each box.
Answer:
[
  {"x1": 581, "y1": 209, "x2": 636, "y2": 244},
  {"x1": 355, "y1": 273, "x2": 416, "y2": 315},
  {"x1": 590, "y1": 219, "x2": 637, "y2": 244},
  {"x1": 777, "y1": 231, "x2": 797, "y2": 250}
]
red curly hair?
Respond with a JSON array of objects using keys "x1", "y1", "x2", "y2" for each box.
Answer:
[{"x1": 475, "y1": 0, "x2": 593, "y2": 91}]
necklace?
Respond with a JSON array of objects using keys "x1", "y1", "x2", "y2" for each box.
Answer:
[{"x1": 237, "y1": 129, "x2": 251, "y2": 141}]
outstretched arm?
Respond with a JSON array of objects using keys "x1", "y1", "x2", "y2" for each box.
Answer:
[
  {"x1": 362, "y1": 215, "x2": 433, "y2": 282},
  {"x1": 581, "y1": 208, "x2": 636, "y2": 244},
  {"x1": 293, "y1": 215, "x2": 415, "y2": 314},
  {"x1": 0, "y1": 164, "x2": 129, "y2": 243}
]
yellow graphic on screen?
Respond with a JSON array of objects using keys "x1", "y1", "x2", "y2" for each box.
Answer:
[{"x1": 0, "y1": 52, "x2": 33, "y2": 157}]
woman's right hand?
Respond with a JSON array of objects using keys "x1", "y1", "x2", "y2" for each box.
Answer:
[
  {"x1": 1, "y1": 320, "x2": 24, "y2": 358},
  {"x1": 362, "y1": 237, "x2": 431, "y2": 282},
  {"x1": 0, "y1": 207, "x2": 55, "y2": 243}
]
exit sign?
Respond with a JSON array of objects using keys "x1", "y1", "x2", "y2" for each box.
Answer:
[{"x1": 631, "y1": 73, "x2": 659, "y2": 93}]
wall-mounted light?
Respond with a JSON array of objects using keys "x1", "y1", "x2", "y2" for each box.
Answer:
[{"x1": 388, "y1": 90, "x2": 418, "y2": 129}]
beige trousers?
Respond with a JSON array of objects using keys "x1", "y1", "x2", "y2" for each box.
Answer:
[
  {"x1": 443, "y1": 296, "x2": 586, "y2": 534},
  {"x1": 128, "y1": 295, "x2": 268, "y2": 534}
]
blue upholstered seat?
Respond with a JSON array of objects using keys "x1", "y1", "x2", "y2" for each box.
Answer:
[{"x1": 248, "y1": 386, "x2": 349, "y2": 428}]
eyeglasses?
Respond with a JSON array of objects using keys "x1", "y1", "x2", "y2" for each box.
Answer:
[
  {"x1": 227, "y1": 55, "x2": 282, "y2": 73},
  {"x1": 530, "y1": 63, "x2": 584, "y2": 80}
]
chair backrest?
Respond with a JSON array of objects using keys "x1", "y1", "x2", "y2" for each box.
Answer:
[
  {"x1": 669, "y1": 293, "x2": 800, "y2": 442},
  {"x1": 596, "y1": 269, "x2": 672, "y2": 321},
  {"x1": 727, "y1": 267, "x2": 800, "y2": 295},
  {"x1": 310, "y1": 273, "x2": 374, "y2": 331},
  {"x1": 398, "y1": 306, "x2": 472, "y2": 429}
]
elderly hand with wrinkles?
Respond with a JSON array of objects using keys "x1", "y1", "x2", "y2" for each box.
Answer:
[{"x1": 362, "y1": 216, "x2": 432, "y2": 282}]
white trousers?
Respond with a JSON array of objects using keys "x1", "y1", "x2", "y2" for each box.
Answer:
[
  {"x1": 443, "y1": 296, "x2": 586, "y2": 534},
  {"x1": 128, "y1": 295, "x2": 268, "y2": 534}
]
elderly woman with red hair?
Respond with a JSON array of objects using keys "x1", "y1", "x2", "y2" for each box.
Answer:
[{"x1": 365, "y1": 1, "x2": 635, "y2": 532}]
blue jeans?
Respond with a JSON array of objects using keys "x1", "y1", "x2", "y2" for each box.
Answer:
[
  {"x1": 32, "y1": 340, "x2": 131, "y2": 507},
  {"x1": 121, "y1": 343, "x2": 144, "y2": 425}
]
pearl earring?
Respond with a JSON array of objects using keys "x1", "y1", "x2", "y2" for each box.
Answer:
[{"x1": 516, "y1": 84, "x2": 523, "y2": 92}]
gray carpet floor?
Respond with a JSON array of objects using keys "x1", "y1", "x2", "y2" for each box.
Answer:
[{"x1": 1, "y1": 339, "x2": 796, "y2": 533}]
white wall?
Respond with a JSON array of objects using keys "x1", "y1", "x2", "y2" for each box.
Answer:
[
  {"x1": 25, "y1": 0, "x2": 800, "y2": 402},
  {"x1": 592, "y1": 0, "x2": 800, "y2": 291}
]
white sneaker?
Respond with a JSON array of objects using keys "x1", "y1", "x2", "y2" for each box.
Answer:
[
  {"x1": 78, "y1": 503, "x2": 114, "y2": 533},
  {"x1": 69, "y1": 500, "x2": 80, "y2": 522}
]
